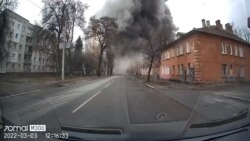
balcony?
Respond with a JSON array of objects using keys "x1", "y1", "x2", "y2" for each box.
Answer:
[
  {"x1": 25, "y1": 49, "x2": 32, "y2": 56},
  {"x1": 24, "y1": 59, "x2": 31, "y2": 65}
]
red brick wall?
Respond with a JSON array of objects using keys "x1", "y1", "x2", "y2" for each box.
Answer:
[
  {"x1": 160, "y1": 35, "x2": 198, "y2": 80},
  {"x1": 160, "y1": 33, "x2": 250, "y2": 83},
  {"x1": 199, "y1": 34, "x2": 250, "y2": 82}
]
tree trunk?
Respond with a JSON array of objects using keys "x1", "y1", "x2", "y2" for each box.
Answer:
[
  {"x1": 97, "y1": 48, "x2": 104, "y2": 77},
  {"x1": 147, "y1": 53, "x2": 155, "y2": 82}
]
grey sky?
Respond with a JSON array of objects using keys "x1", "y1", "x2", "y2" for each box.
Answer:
[{"x1": 14, "y1": 0, "x2": 249, "y2": 41}]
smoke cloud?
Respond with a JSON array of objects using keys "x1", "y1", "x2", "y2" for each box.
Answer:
[
  {"x1": 96, "y1": 0, "x2": 176, "y2": 74},
  {"x1": 97, "y1": 0, "x2": 175, "y2": 38}
]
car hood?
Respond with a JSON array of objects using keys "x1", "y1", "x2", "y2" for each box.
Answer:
[{"x1": 60, "y1": 94, "x2": 250, "y2": 141}]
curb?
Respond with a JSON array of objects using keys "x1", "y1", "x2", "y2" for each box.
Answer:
[
  {"x1": 220, "y1": 95, "x2": 250, "y2": 103},
  {"x1": 145, "y1": 83, "x2": 155, "y2": 89}
]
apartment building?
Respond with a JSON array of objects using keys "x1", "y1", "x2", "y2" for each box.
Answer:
[
  {"x1": 0, "y1": 9, "x2": 55, "y2": 73},
  {"x1": 160, "y1": 19, "x2": 250, "y2": 83},
  {"x1": 0, "y1": 9, "x2": 29, "y2": 73},
  {"x1": 26, "y1": 25, "x2": 55, "y2": 73}
]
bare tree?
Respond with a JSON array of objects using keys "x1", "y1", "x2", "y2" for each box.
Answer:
[
  {"x1": 86, "y1": 16, "x2": 117, "y2": 77},
  {"x1": 234, "y1": 27, "x2": 250, "y2": 43},
  {"x1": 32, "y1": 25, "x2": 57, "y2": 72},
  {"x1": 140, "y1": 19, "x2": 176, "y2": 82},
  {"x1": 0, "y1": 11, "x2": 8, "y2": 64},
  {"x1": 0, "y1": 0, "x2": 18, "y2": 13},
  {"x1": 64, "y1": 1, "x2": 87, "y2": 74},
  {"x1": 241, "y1": 27, "x2": 250, "y2": 43},
  {"x1": 82, "y1": 51, "x2": 98, "y2": 76},
  {"x1": 72, "y1": 36, "x2": 83, "y2": 74},
  {"x1": 106, "y1": 47, "x2": 114, "y2": 76},
  {"x1": 41, "y1": 0, "x2": 87, "y2": 74}
]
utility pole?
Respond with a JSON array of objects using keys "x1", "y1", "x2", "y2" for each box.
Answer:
[
  {"x1": 61, "y1": 21, "x2": 72, "y2": 80},
  {"x1": 61, "y1": 38, "x2": 65, "y2": 81},
  {"x1": 61, "y1": 21, "x2": 67, "y2": 81}
]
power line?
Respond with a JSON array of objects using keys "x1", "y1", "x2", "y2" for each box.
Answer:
[{"x1": 28, "y1": 0, "x2": 42, "y2": 10}]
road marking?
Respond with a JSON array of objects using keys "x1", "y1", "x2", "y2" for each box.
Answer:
[
  {"x1": 104, "y1": 82, "x2": 111, "y2": 88},
  {"x1": 72, "y1": 91, "x2": 102, "y2": 113},
  {"x1": 0, "y1": 90, "x2": 41, "y2": 100},
  {"x1": 145, "y1": 83, "x2": 155, "y2": 89}
]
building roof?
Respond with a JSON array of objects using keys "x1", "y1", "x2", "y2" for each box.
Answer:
[
  {"x1": 162, "y1": 25, "x2": 250, "y2": 51},
  {"x1": 4, "y1": 9, "x2": 29, "y2": 23}
]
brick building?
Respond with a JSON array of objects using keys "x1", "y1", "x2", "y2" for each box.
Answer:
[{"x1": 160, "y1": 19, "x2": 250, "y2": 83}]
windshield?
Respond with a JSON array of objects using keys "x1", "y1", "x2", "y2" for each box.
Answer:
[{"x1": 0, "y1": 0, "x2": 250, "y2": 141}]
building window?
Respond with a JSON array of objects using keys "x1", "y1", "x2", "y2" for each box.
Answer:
[
  {"x1": 11, "y1": 21, "x2": 15, "y2": 27},
  {"x1": 9, "y1": 31, "x2": 13, "y2": 38},
  {"x1": 176, "y1": 47, "x2": 179, "y2": 56},
  {"x1": 230, "y1": 45, "x2": 233, "y2": 55},
  {"x1": 15, "y1": 33, "x2": 18, "y2": 39},
  {"x1": 177, "y1": 65, "x2": 180, "y2": 75},
  {"x1": 165, "y1": 51, "x2": 170, "y2": 59},
  {"x1": 239, "y1": 47, "x2": 244, "y2": 57},
  {"x1": 18, "y1": 54, "x2": 21, "y2": 60},
  {"x1": 222, "y1": 64, "x2": 228, "y2": 77},
  {"x1": 187, "y1": 63, "x2": 191, "y2": 75},
  {"x1": 171, "y1": 48, "x2": 175, "y2": 57},
  {"x1": 180, "y1": 64, "x2": 184, "y2": 75},
  {"x1": 17, "y1": 24, "x2": 20, "y2": 30},
  {"x1": 14, "y1": 43, "x2": 17, "y2": 49},
  {"x1": 172, "y1": 65, "x2": 175, "y2": 75},
  {"x1": 22, "y1": 26, "x2": 26, "y2": 32},
  {"x1": 12, "y1": 64, "x2": 15, "y2": 69},
  {"x1": 161, "y1": 67, "x2": 164, "y2": 74},
  {"x1": 19, "y1": 45, "x2": 22, "y2": 50},
  {"x1": 186, "y1": 42, "x2": 191, "y2": 53},
  {"x1": 179, "y1": 46, "x2": 184, "y2": 55},
  {"x1": 8, "y1": 53, "x2": 15, "y2": 60},
  {"x1": 240, "y1": 66, "x2": 244, "y2": 77},
  {"x1": 235, "y1": 46, "x2": 238, "y2": 56},
  {"x1": 7, "y1": 41, "x2": 11, "y2": 48},
  {"x1": 221, "y1": 42, "x2": 227, "y2": 54},
  {"x1": 164, "y1": 66, "x2": 170, "y2": 75},
  {"x1": 229, "y1": 65, "x2": 233, "y2": 77}
]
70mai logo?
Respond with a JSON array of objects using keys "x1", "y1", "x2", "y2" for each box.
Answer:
[
  {"x1": 4, "y1": 126, "x2": 29, "y2": 132},
  {"x1": 4, "y1": 125, "x2": 46, "y2": 132}
]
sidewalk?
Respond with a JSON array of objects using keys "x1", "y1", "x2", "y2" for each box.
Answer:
[
  {"x1": 0, "y1": 76, "x2": 95, "y2": 97},
  {"x1": 136, "y1": 77, "x2": 200, "y2": 90},
  {"x1": 140, "y1": 77, "x2": 250, "y2": 90},
  {"x1": 132, "y1": 76, "x2": 250, "y2": 104}
]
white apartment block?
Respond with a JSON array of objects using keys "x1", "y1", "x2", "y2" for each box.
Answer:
[{"x1": 0, "y1": 10, "x2": 55, "y2": 73}]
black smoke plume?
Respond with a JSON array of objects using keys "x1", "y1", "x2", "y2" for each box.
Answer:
[
  {"x1": 96, "y1": 0, "x2": 177, "y2": 73},
  {"x1": 97, "y1": 0, "x2": 176, "y2": 39}
]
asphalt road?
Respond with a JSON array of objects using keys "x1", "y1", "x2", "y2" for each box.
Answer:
[{"x1": 0, "y1": 75, "x2": 249, "y2": 141}]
